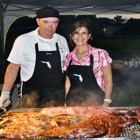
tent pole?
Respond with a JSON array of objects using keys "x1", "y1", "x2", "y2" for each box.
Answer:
[{"x1": 0, "y1": 4, "x2": 5, "y2": 80}]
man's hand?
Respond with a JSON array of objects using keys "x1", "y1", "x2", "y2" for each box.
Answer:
[{"x1": 0, "y1": 93, "x2": 10, "y2": 108}]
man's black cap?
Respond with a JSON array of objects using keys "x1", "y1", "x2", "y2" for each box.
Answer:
[{"x1": 36, "y1": 6, "x2": 59, "y2": 18}]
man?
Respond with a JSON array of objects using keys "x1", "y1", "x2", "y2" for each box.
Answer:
[{"x1": 0, "y1": 6, "x2": 69, "y2": 108}]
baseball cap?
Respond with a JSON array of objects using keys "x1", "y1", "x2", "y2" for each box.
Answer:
[{"x1": 36, "y1": 6, "x2": 59, "y2": 18}]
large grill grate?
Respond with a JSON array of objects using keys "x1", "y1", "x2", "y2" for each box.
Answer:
[{"x1": 0, "y1": 107, "x2": 140, "y2": 139}]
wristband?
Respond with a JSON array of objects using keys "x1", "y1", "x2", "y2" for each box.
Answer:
[
  {"x1": 2, "y1": 92, "x2": 10, "y2": 95},
  {"x1": 104, "y1": 99, "x2": 112, "y2": 103}
]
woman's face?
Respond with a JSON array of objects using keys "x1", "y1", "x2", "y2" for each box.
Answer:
[{"x1": 71, "y1": 27, "x2": 91, "y2": 47}]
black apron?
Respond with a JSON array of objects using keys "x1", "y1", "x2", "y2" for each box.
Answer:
[
  {"x1": 66, "y1": 55, "x2": 104, "y2": 106},
  {"x1": 21, "y1": 43, "x2": 65, "y2": 108}
]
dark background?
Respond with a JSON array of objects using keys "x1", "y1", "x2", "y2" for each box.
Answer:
[
  {"x1": 1, "y1": 15, "x2": 140, "y2": 107},
  {"x1": 5, "y1": 15, "x2": 140, "y2": 60}
]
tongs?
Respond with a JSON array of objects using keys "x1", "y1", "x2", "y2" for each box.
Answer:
[
  {"x1": 0, "y1": 98, "x2": 11, "y2": 116},
  {"x1": 133, "y1": 130, "x2": 140, "y2": 138}
]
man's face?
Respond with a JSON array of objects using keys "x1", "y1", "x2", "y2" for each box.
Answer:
[{"x1": 36, "y1": 17, "x2": 59, "y2": 39}]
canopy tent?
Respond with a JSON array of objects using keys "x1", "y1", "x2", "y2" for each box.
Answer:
[
  {"x1": 1, "y1": 0, "x2": 140, "y2": 38},
  {"x1": 0, "y1": 0, "x2": 140, "y2": 75}
]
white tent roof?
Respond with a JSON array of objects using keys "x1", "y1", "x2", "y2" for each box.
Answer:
[
  {"x1": 0, "y1": 0, "x2": 140, "y2": 41},
  {"x1": 2, "y1": 0, "x2": 140, "y2": 15},
  {"x1": 1, "y1": 0, "x2": 140, "y2": 31}
]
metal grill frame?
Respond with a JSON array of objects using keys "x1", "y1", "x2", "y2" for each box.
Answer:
[{"x1": 1, "y1": 107, "x2": 140, "y2": 139}]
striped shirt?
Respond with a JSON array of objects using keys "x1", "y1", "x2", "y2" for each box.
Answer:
[{"x1": 63, "y1": 45, "x2": 112, "y2": 91}]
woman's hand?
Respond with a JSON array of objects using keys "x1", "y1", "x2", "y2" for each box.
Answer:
[{"x1": 101, "y1": 101, "x2": 110, "y2": 107}]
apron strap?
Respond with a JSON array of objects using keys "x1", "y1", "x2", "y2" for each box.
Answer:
[
  {"x1": 56, "y1": 43, "x2": 59, "y2": 51},
  {"x1": 35, "y1": 43, "x2": 58, "y2": 52},
  {"x1": 69, "y1": 55, "x2": 94, "y2": 66},
  {"x1": 90, "y1": 55, "x2": 93, "y2": 66},
  {"x1": 69, "y1": 59, "x2": 72, "y2": 65},
  {"x1": 35, "y1": 43, "x2": 39, "y2": 52}
]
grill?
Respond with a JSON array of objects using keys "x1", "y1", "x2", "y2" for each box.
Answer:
[{"x1": 0, "y1": 107, "x2": 140, "y2": 140}]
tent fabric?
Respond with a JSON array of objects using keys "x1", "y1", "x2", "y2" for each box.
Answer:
[
  {"x1": 0, "y1": 0, "x2": 139, "y2": 76},
  {"x1": 0, "y1": 0, "x2": 140, "y2": 39}
]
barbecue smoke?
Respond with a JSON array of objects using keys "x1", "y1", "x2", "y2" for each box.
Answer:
[
  {"x1": 21, "y1": 91, "x2": 64, "y2": 108},
  {"x1": 21, "y1": 92, "x2": 39, "y2": 108},
  {"x1": 66, "y1": 89, "x2": 104, "y2": 106},
  {"x1": 111, "y1": 67, "x2": 140, "y2": 107},
  {"x1": 20, "y1": 90, "x2": 104, "y2": 107},
  {"x1": 19, "y1": 67, "x2": 140, "y2": 108}
]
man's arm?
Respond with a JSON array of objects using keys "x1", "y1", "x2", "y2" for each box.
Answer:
[{"x1": 2, "y1": 63, "x2": 20, "y2": 92}]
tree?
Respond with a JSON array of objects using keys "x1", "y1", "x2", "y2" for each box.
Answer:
[
  {"x1": 126, "y1": 18, "x2": 140, "y2": 26},
  {"x1": 114, "y1": 15, "x2": 126, "y2": 24}
]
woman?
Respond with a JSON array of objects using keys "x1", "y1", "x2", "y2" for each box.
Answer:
[{"x1": 63, "y1": 21, "x2": 113, "y2": 107}]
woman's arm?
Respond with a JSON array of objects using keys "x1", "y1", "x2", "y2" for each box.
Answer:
[
  {"x1": 64, "y1": 75, "x2": 71, "y2": 106},
  {"x1": 65, "y1": 75, "x2": 71, "y2": 96},
  {"x1": 101, "y1": 64, "x2": 113, "y2": 107}
]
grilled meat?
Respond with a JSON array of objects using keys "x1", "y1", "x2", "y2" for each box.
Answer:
[{"x1": 0, "y1": 106, "x2": 137, "y2": 139}]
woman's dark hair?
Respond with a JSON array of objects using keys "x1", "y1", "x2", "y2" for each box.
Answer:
[{"x1": 68, "y1": 21, "x2": 93, "y2": 47}]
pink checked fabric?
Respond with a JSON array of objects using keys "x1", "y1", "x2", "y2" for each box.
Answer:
[{"x1": 63, "y1": 45, "x2": 112, "y2": 91}]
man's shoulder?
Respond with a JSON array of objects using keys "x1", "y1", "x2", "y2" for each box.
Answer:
[
  {"x1": 16, "y1": 30, "x2": 36, "y2": 42},
  {"x1": 20, "y1": 30, "x2": 35, "y2": 37},
  {"x1": 54, "y1": 33, "x2": 66, "y2": 41}
]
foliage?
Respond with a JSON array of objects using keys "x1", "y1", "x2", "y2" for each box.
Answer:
[{"x1": 114, "y1": 15, "x2": 126, "y2": 24}]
